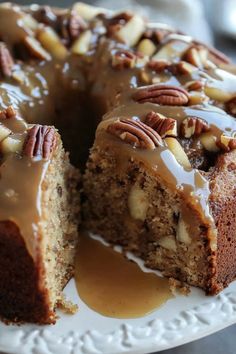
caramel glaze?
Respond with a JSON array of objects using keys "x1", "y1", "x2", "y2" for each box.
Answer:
[
  {"x1": 0, "y1": 3, "x2": 236, "y2": 258},
  {"x1": 75, "y1": 233, "x2": 173, "y2": 318}
]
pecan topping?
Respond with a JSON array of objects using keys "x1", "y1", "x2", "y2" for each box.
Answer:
[
  {"x1": 23, "y1": 125, "x2": 57, "y2": 159},
  {"x1": 133, "y1": 84, "x2": 189, "y2": 106},
  {"x1": 106, "y1": 118, "x2": 162, "y2": 150},
  {"x1": 148, "y1": 59, "x2": 170, "y2": 73},
  {"x1": 225, "y1": 97, "x2": 236, "y2": 117},
  {"x1": 180, "y1": 116, "x2": 210, "y2": 138},
  {"x1": 111, "y1": 50, "x2": 136, "y2": 70},
  {"x1": 0, "y1": 43, "x2": 14, "y2": 78},
  {"x1": 145, "y1": 111, "x2": 177, "y2": 137},
  {"x1": 0, "y1": 106, "x2": 17, "y2": 120}
]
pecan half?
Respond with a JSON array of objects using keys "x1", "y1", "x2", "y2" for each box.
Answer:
[
  {"x1": 0, "y1": 106, "x2": 17, "y2": 120},
  {"x1": 145, "y1": 111, "x2": 177, "y2": 137},
  {"x1": 180, "y1": 116, "x2": 210, "y2": 138},
  {"x1": 225, "y1": 97, "x2": 236, "y2": 117},
  {"x1": 111, "y1": 50, "x2": 136, "y2": 70},
  {"x1": 106, "y1": 118, "x2": 162, "y2": 149},
  {"x1": 23, "y1": 125, "x2": 57, "y2": 159},
  {"x1": 133, "y1": 84, "x2": 189, "y2": 106},
  {"x1": 0, "y1": 43, "x2": 14, "y2": 77}
]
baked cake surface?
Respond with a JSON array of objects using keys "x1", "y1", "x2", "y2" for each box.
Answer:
[{"x1": 0, "y1": 2, "x2": 236, "y2": 323}]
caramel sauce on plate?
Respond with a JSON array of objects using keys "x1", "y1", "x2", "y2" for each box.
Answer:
[{"x1": 75, "y1": 233, "x2": 173, "y2": 318}]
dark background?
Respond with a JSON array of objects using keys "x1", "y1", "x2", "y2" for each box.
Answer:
[{"x1": 0, "y1": 1, "x2": 235, "y2": 353}]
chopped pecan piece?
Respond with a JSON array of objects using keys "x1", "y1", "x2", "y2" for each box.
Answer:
[
  {"x1": 133, "y1": 84, "x2": 189, "y2": 106},
  {"x1": 23, "y1": 125, "x2": 57, "y2": 159},
  {"x1": 145, "y1": 111, "x2": 177, "y2": 137},
  {"x1": 107, "y1": 11, "x2": 132, "y2": 36},
  {"x1": 31, "y1": 5, "x2": 58, "y2": 27},
  {"x1": 0, "y1": 106, "x2": 17, "y2": 120},
  {"x1": 225, "y1": 97, "x2": 236, "y2": 117},
  {"x1": 24, "y1": 36, "x2": 51, "y2": 61},
  {"x1": 106, "y1": 118, "x2": 162, "y2": 150},
  {"x1": 111, "y1": 50, "x2": 136, "y2": 70},
  {"x1": 180, "y1": 116, "x2": 210, "y2": 138},
  {"x1": 192, "y1": 40, "x2": 231, "y2": 65},
  {"x1": 185, "y1": 80, "x2": 204, "y2": 91},
  {"x1": 0, "y1": 42, "x2": 14, "y2": 77},
  {"x1": 142, "y1": 28, "x2": 172, "y2": 45},
  {"x1": 169, "y1": 61, "x2": 195, "y2": 75},
  {"x1": 148, "y1": 59, "x2": 170, "y2": 73},
  {"x1": 216, "y1": 135, "x2": 236, "y2": 152},
  {"x1": 182, "y1": 46, "x2": 208, "y2": 69},
  {"x1": 60, "y1": 10, "x2": 87, "y2": 44}
]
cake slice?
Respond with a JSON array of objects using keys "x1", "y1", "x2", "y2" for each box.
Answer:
[
  {"x1": 0, "y1": 114, "x2": 79, "y2": 324},
  {"x1": 83, "y1": 102, "x2": 236, "y2": 295}
]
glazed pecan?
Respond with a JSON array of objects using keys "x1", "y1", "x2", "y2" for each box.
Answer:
[
  {"x1": 106, "y1": 118, "x2": 162, "y2": 149},
  {"x1": 0, "y1": 43, "x2": 14, "y2": 77},
  {"x1": 180, "y1": 116, "x2": 210, "y2": 138},
  {"x1": 145, "y1": 111, "x2": 177, "y2": 137},
  {"x1": 0, "y1": 106, "x2": 17, "y2": 120},
  {"x1": 148, "y1": 59, "x2": 170, "y2": 73},
  {"x1": 111, "y1": 50, "x2": 136, "y2": 70},
  {"x1": 23, "y1": 125, "x2": 57, "y2": 159},
  {"x1": 133, "y1": 84, "x2": 189, "y2": 106},
  {"x1": 225, "y1": 97, "x2": 236, "y2": 117}
]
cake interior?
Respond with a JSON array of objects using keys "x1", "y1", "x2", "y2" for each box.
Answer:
[
  {"x1": 83, "y1": 139, "x2": 213, "y2": 292},
  {"x1": 0, "y1": 139, "x2": 79, "y2": 323},
  {"x1": 40, "y1": 141, "x2": 80, "y2": 319}
]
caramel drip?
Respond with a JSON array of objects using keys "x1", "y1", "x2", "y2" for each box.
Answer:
[
  {"x1": 96, "y1": 124, "x2": 216, "y2": 250},
  {"x1": 75, "y1": 233, "x2": 173, "y2": 318},
  {"x1": 0, "y1": 155, "x2": 49, "y2": 257}
]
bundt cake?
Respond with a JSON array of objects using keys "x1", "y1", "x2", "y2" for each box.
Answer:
[{"x1": 0, "y1": 1, "x2": 236, "y2": 324}]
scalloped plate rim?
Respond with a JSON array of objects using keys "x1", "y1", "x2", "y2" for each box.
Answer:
[{"x1": 0, "y1": 275, "x2": 236, "y2": 354}]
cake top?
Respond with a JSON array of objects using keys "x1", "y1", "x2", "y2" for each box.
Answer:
[{"x1": 0, "y1": 2, "x2": 236, "y2": 254}]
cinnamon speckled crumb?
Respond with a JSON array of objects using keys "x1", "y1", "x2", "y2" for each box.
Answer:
[
  {"x1": 169, "y1": 277, "x2": 190, "y2": 296},
  {"x1": 58, "y1": 295, "x2": 78, "y2": 314}
]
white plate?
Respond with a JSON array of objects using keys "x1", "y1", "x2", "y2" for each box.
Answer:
[{"x1": 0, "y1": 252, "x2": 236, "y2": 354}]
